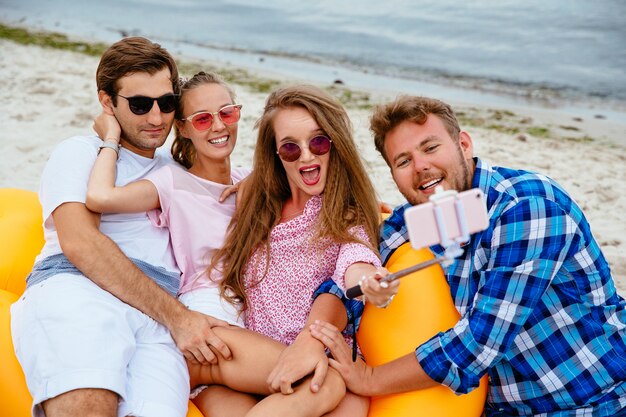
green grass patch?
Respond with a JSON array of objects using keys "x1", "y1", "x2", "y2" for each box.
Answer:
[
  {"x1": 327, "y1": 85, "x2": 372, "y2": 109},
  {"x1": 0, "y1": 23, "x2": 107, "y2": 56},
  {"x1": 564, "y1": 135, "x2": 594, "y2": 143},
  {"x1": 526, "y1": 126, "x2": 550, "y2": 138},
  {"x1": 490, "y1": 109, "x2": 516, "y2": 120},
  {"x1": 486, "y1": 124, "x2": 520, "y2": 134},
  {"x1": 457, "y1": 114, "x2": 486, "y2": 128},
  {"x1": 2, "y1": 23, "x2": 373, "y2": 107}
]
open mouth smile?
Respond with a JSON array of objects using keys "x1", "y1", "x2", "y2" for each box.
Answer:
[
  {"x1": 300, "y1": 165, "x2": 321, "y2": 186},
  {"x1": 418, "y1": 178, "x2": 442, "y2": 191},
  {"x1": 209, "y1": 135, "x2": 228, "y2": 145}
]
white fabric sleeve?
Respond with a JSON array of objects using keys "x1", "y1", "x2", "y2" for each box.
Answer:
[{"x1": 39, "y1": 137, "x2": 98, "y2": 222}]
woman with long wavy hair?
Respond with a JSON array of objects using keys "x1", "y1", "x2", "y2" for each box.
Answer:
[{"x1": 211, "y1": 84, "x2": 399, "y2": 416}]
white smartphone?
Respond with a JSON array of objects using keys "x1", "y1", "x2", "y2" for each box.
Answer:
[{"x1": 404, "y1": 188, "x2": 489, "y2": 250}]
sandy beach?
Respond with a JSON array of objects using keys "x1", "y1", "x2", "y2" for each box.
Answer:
[{"x1": 0, "y1": 37, "x2": 624, "y2": 292}]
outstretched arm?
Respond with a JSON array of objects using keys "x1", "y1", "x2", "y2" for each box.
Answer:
[{"x1": 86, "y1": 112, "x2": 160, "y2": 213}]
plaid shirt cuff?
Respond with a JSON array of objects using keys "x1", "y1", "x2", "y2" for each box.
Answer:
[
  {"x1": 415, "y1": 332, "x2": 483, "y2": 394},
  {"x1": 313, "y1": 279, "x2": 363, "y2": 334}
]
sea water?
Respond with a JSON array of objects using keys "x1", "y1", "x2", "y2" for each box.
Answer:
[{"x1": 2, "y1": 0, "x2": 625, "y2": 115}]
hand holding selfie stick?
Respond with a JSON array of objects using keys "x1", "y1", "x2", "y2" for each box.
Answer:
[
  {"x1": 346, "y1": 187, "x2": 477, "y2": 299},
  {"x1": 345, "y1": 256, "x2": 451, "y2": 298}
]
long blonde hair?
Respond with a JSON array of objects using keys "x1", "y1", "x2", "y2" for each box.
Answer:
[{"x1": 214, "y1": 85, "x2": 380, "y2": 311}]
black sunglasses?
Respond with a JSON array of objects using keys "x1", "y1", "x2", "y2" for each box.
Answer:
[{"x1": 115, "y1": 93, "x2": 178, "y2": 115}]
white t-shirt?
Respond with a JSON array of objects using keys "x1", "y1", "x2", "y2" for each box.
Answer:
[{"x1": 36, "y1": 135, "x2": 178, "y2": 275}]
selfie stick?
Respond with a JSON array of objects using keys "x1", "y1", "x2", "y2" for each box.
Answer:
[
  {"x1": 345, "y1": 256, "x2": 450, "y2": 298},
  {"x1": 345, "y1": 187, "x2": 470, "y2": 299}
]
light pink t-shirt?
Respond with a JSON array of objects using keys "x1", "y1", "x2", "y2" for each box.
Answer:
[
  {"x1": 145, "y1": 163, "x2": 249, "y2": 294},
  {"x1": 243, "y1": 194, "x2": 381, "y2": 346}
]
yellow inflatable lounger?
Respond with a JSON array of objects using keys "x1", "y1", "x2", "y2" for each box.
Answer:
[
  {"x1": 0, "y1": 188, "x2": 486, "y2": 416},
  {"x1": 357, "y1": 242, "x2": 487, "y2": 416},
  {"x1": 0, "y1": 188, "x2": 204, "y2": 417}
]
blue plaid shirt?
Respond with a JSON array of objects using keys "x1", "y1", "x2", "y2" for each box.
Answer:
[{"x1": 381, "y1": 158, "x2": 626, "y2": 416}]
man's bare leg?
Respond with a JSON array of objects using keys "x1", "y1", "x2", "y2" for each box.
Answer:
[{"x1": 42, "y1": 388, "x2": 118, "y2": 417}]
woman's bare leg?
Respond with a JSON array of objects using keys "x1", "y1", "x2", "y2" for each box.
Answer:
[
  {"x1": 188, "y1": 326, "x2": 346, "y2": 417},
  {"x1": 324, "y1": 392, "x2": 369, "y2": 417},
  {"x1": 193, "y1": 385, "x2": 258, "y2": 417},
  {"x1": 188, "y1": 326, "x2": 286, "y2": 394},
  {"x1": 246, "y1": 369, "x2": 346, "y2": 417}
]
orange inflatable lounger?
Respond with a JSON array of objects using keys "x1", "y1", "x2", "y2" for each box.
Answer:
[
  {"x1": 357, "y1": 242, "x2": 487, "y2": 417},
  {"x1": 0, "y1": 188, "x2": 203, "y2": 417},
  {"x1": 0, "y1": 188, "x2": 486, "y2": 416}
]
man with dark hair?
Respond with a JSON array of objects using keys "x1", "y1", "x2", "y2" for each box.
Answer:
[
  {"x1": 312, "y1": 95, "x2": 626, "y2": 416},
  {"x1": 11, "y1": 37, "x2": 230, "y2": 417}
]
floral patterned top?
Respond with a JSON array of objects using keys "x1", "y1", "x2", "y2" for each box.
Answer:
[{"x1": 244, "y1": 194, "x2": 381, "y2": 345}]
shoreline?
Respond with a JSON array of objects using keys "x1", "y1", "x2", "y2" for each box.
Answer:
[
  {"x1": 3, "y1": 19, "x2": 626, "y2": 131},
  {"x1": 174, "y1": 41, "x2": 626, "y2": 125},
  {"x1": 2, "y1": 5, "x2": 626, "y2": 118},
  {"x1": 1, "y1": 27, "x2": 624, "y2": 288}
]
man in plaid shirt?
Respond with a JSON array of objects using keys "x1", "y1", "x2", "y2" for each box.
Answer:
[{"x1": 311, "y1": 96, "x2": 626, "y2": 416}]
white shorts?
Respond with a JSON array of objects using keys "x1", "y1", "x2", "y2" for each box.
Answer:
[
  {"x1": 10, "y1": 273, "x2": 190, "y2": 417},
  {"x1": 178, "y1": 286, "x2": 244, "y2": 327}
]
